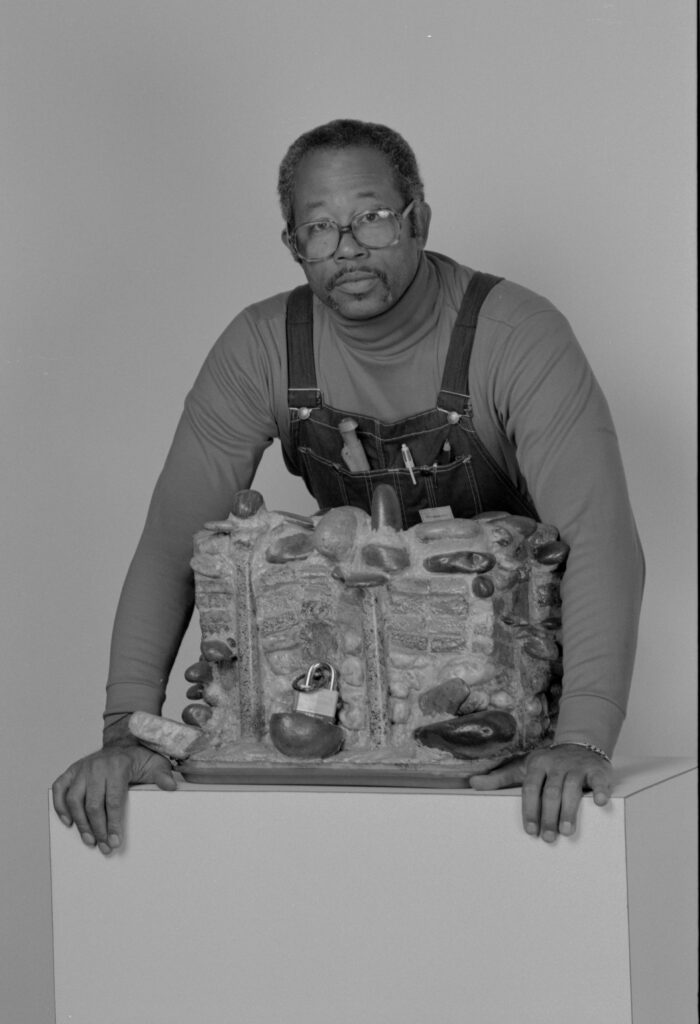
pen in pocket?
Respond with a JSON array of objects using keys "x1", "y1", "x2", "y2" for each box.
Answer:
[
  {"x1": 438, "y1": 440, "x2": 452, "y2": 465},
  {"x1": 401, "y1": 443, "x2": 417, "y2": 484}
]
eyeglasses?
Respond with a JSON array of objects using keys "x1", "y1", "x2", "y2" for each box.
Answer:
[{"x1": 289, "y1": 201, "x2": 416, "y2": 263}]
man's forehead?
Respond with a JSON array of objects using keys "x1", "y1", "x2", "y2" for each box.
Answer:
[{"x1": 292, "y1": 146, "x2": 400, "y2": 215}]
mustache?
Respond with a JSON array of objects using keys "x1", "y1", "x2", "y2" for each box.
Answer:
[{"x1": 325, "y1": 268, "x2": 389, "y2": 292}]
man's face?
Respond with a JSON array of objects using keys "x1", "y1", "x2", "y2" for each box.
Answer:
[{"x1": 282, "y1": 146, "x2": 431, "y2": 320}]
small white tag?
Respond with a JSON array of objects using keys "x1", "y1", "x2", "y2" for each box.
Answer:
[{"x1": 419, "y1": 506, "x2": 454, "y2": 523}]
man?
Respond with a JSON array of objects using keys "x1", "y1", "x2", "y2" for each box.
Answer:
[{"x1": 53, "y1": 119, "x2": 644, "y2": 854}]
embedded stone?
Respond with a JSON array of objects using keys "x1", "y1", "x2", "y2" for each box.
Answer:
[
  {"x1": 490, "y1": 690, "x2": 516, "y2": 710},
  {"x1": 488, "y1": 526, "x2": 515, "y2": 548},
  {"x1": 201, "y1": 638, "x2": 236, "y2": 662},
  {"x1": 313, "y1": 507, "x2": 360, "y2": 561},
  {"x1": 503, "y1": 515, "x2": 539, "y2": 537},
  {"x1": 388, "y1": 697, "x2": 410, "y2": 724},
  {"x1": 418, "y1": 677, "x2": 470, "y2": 716},
  {"x1": 128, "y1": 711, "x2": 202, "y2": 760},
  {"x1": 438, "y1": 656, "x2": 497, "y2": 687},
  {"x1": 491, "y1": 568, "x2": 520, "y2": 591},
  {"x1": 362, "y1": 542, "x2": 410, "y2": 573},
  {"x1": 430, "y1": 635, "x2": 466, "y2": 653},
  {"x1": 472, "y1": 575, "x2": 495, "y2": 598},
  {"x1": 184, "y1": 660, "x2": 213, "y2": 683},
  {"x1": 388, "y1": 676, "x2": 412, "y2": 699},
  {"x1": 203, "y1": 519, "x2": 237, "y2": 534},
  {"x1": 458, "y1": 689, "x2": 490, "y2": 713},
  {"x1": 414, "y1": 710, "x2": 517, "y2": 759},
  {"x1": 424, "y1": 551, "x2": 496, "y2": 574},
  {"x1": 514, "y1": 625, "x2": 547, "y2": 640},
  {"x1": 339, "y1": 655, "x2": 363, "y2": 685},
  {"x1": 339, "y1": 705, "x2": 365, "y2": 730},
  {"x1": 539, "y1": 616, "x2": 563, "y2": 630},
  {"x1": 331, "y1": 566, "x2": 389, "y2": 586},
  {"x1": 370, "y1": 483, "x2": 402, "y2": 531},
  {"x1": 269, "y1": 712, "x2": 344, "y2": 759},
  {"x1": 522, "y1": 635, "x2": 559, "y2": 661},
  {"x1": 390, "y1": 651, "x2": 431, "y2": 669},
  {"x1": 265, "y1": 532, "x2": 315, "y2": 563},
  {"x1": 231, "y1": 489, "x2": 265, "y2": 518},
  {"x1": 523, "y1": 694, "x2": 545, "y2": 715},
  {"x1": 195, "y1": 536, "x2": 228, "y2": 558},
  {"x1": 182, "y1": 703, "x2": 213, "y2": 728},
  {"x1": 532, "y1": 540, "x2": 570, "y2": 566},
  {"x1": 500, "y1": 615, "x2": 529, "y2": 628}
]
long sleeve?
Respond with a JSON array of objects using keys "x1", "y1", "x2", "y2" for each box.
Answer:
[
  {"x1": 104, "y1": 297, "x2": 289, "y2": 721},
  {"x1": 471, "y1": 288, "x2": 645, "y2": 754}
]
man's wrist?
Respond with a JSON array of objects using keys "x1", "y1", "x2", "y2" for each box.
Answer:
[
  {"x1": 102, "y1": 713, "x2": 139, "y2": 748},
  {"x1": 549, "y1": 740, "x2": 611, "y2": 763}
]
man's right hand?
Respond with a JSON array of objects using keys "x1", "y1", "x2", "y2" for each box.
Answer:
[{"x1": 52, "y1": 743, "x2": 177, "y2": 855}]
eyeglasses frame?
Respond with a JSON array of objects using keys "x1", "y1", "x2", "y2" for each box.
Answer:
[{"x1": 288, "y1": 200, "x2": 417, "y2": 263}]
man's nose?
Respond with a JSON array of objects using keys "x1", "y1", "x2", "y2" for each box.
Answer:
[{"x1": 334, "y1": 225, "x2": 369, "y2": 260}]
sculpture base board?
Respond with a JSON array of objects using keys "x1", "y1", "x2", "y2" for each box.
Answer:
[{"x1": 178, "y1": 761, "x2": 478, "y2": 786}]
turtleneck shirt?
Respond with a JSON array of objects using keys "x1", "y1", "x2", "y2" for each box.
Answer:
[{"x1": 105, "y1": 251, "x2": 644, "y2": 757}]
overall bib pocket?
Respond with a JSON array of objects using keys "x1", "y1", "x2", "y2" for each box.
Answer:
[{"x1": 297, "y1": 445, "x2": 485, "y2": 528}]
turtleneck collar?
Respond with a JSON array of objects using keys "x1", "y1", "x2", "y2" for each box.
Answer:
[{"x1": 320, "y1": 254, "x2": 441, "y2": 355}]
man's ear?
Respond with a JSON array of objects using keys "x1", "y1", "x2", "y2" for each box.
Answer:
[
  {"x1": 281, "y1": 229, "x2": 301, "y2": 263},
  {"x1": 414, "y1": 202, "x2": 432, "y2": 249}
]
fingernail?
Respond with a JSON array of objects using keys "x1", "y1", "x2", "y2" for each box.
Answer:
[
  {"x1": 98, "y1": 843, "x2": 112, "y2": 856},
  {"x1": 560, "y1": 822, "x2": 574, "y2": 836},
  {"x1": 108, "y1": 834, "x2": 121, "y2": 849},
  {"x1": 59, "y1": 815, "x2": 71, "y2": 828},
  {"x1": 526, "y1": 823, "x2": 538, "y2": 836},
  {"x1": 81, "y1": 833, "x2": 96, "y2": 847},
  {"x1": 542, "y1": 830, "x2": 556, "y2": 843}
]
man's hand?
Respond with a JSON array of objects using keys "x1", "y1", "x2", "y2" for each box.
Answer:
[
  {"x1": 52, "y1": 744, "x2": 177, "y2": 855},
  {"x1": 469, "y1": 744, "x2": 612, "y2": 841}
]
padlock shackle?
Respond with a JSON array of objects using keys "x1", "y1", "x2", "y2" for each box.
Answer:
[{"x1": 291, "y1": 661, "x2": 337, "y2": 693}]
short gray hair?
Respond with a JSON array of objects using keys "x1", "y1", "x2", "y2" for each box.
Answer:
[{"x1": 277, "y1": 119, "x2": 425, "y2": 228}]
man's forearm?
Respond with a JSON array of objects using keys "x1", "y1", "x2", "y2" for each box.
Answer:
[{"x1": 104, "y1": 531, "x2": 196, "y2": 721}]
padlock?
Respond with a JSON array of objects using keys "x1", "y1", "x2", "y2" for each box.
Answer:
[{"x1": 292, "y1": 662, "x2": 339, "y2": 721}]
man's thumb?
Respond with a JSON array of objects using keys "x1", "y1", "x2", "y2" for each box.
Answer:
[{"x1": 153, "y1": 766, "x2": 178, "y2": 791}]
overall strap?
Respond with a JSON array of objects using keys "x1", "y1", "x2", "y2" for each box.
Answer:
[
  {"x1": 286, "y1": 284, "x2": 322, "y2": 409},
  {"x1": 437, "y1": 271, "x2": 503, "y2": 415}
]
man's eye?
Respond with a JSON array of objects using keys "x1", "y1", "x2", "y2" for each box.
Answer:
[
  {"x1": 308, "y1": 221, "x2": 335, "y2": 234},
  {"x1": 358, "y1": 210, "x2": 390, "y2": 225}
]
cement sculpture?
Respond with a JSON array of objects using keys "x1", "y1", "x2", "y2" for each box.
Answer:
[{"x1": 129, "y1": 485, "x2": 568, "y2": 785}]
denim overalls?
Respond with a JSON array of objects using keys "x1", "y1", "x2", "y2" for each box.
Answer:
[{"x1": 283, "y1": 271, "x2": 538, "y2": 529}]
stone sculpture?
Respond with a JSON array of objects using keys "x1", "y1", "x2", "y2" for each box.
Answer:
[{"x1": 129, "y1": 485, "x2": 568, "y2": 784}]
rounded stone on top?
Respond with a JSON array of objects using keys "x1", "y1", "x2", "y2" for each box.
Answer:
[
  {"x1": 370, "y1": 484, "x2": 403, "y2": 532},
  {"x1": 231, "y1": 490, "x2": 265, "y2": 519}
]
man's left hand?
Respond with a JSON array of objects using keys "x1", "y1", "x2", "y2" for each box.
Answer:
[{"x1": 469, "y1": 744, "x2": 613, "y2": 841}]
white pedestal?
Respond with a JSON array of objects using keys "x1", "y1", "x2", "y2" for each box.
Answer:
[{"x1": 50, "y1": 757, "x2": 697, "y2": 1024}]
